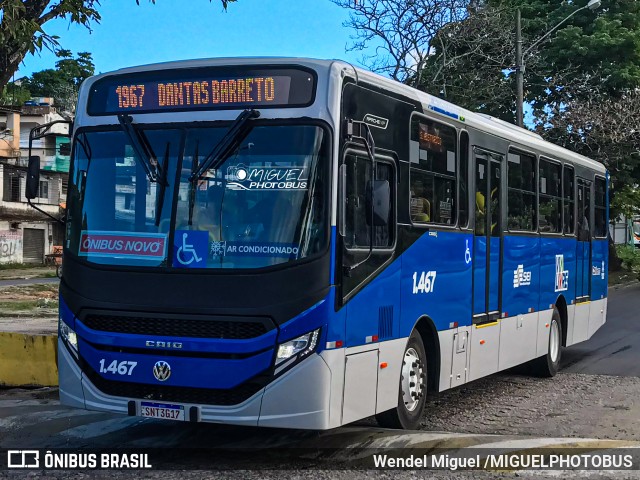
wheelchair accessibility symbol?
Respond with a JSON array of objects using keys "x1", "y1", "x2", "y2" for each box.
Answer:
[
  {"x1": 173, "y1": 230, "x2": 207, "y2": 268},
  {"x1": 177, "y1": 232, "x2": 202, "y2": 265},
  {"x1": 465, "y1": 239, "x2": 472, "y2": 265}
]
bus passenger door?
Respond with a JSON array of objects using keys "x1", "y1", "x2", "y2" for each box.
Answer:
[
  {"x1": 576, "y1": 179, "x2": 592, "y2": 302},
  {"x1": 470, "y1": 149, "x2": 503, "y2": 381},
  {"x1": 472, "y1": 149, "x2": 502, "y2": 321}
]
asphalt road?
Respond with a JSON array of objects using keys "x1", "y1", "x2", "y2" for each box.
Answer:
[{"x1": 562, "y1": 283, "x2": 640, "y2": 376}]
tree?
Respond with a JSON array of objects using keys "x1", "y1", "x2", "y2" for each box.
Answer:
[
  {"x1": 540, "y1": 88, "x2": 640, "y2": 222},
  {"x1": 0, "y1": 0, "x2": 236, "y2": 90},
  {"x1": 0, "y1": 79, "x2": 31, "y2": 105},
  {"x1": 19, "y1": 50, "x2": 95, "y2": 112},
  {"x1": 415, "y1": 0, "x2": 640, "y2": 268},
  {"x1": 419, "y1": 4, "x2": 536, "y2": 122},
  {"x1": 54, "y1": 49, "x2": 94, "y2": 85},
  {"x1": 331, "y1": 0, "x2": 470, "y2": 84}
]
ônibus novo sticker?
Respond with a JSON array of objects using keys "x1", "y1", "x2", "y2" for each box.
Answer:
[{"x1": 79, "y1": 231, "x2": 167, "y2": 260}]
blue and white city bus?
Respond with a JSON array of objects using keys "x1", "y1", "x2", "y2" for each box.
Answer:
[{"x1": 26, "y1": 58, "x2": 608, "y2": 430}]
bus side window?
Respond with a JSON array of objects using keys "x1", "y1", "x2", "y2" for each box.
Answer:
[
  {"x1": 410, "y1": 116, "x2": 457, "y2": 226},
  {"x1": 507, "y1": 150, "x2": 536, "y2": 232},
  {"x1": 594, "y1": 176, "x2": 607, "y2": 238},
  {"x1": 459, "y1": 131, "x2": 469, "y2": 228},
  {"x1": 539, "y1": 158, "x2": 562, "y2": 233},
  {"x1": 563, "y1": 165, "x2": 575, "y2": 235}
]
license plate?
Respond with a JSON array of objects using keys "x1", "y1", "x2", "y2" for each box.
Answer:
[{"x1": 140, "y1": 401, "x2": 186, "y2": 421}]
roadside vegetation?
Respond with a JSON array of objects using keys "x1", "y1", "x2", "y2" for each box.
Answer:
[
  {"x1": 615, "y1": 245, "x2": 640, "y2": 283},
  {"x1": 0, "y1": 283, "x2": 58, "y2": 317},
  {"x1": 0, "y1": 264, "x2": 57, "y2": 280}
]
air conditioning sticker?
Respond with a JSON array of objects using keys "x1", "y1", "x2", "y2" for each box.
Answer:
[
  {"x1": 210, "y1": 241, "x2": 299, "y2": 259},
  {"x1": 79, "y1": 231, "x2": 167, "y2": 260}
]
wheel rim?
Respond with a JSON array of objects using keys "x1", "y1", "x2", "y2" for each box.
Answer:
[
  {"x1": 401, "y1": 347, "x2": 425, "y2": 412},
  {"x1": 549, "y1": 319, "x2": 560, "y2": 363}
]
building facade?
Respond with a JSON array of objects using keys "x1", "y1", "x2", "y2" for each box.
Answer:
[{"x1": 0, "y1": 106, "x2": 69, "y2": 264}]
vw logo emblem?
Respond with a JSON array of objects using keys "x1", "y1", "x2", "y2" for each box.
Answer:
[{"x1": 152, "y1": 360, "x2": 171, "y2": 382}]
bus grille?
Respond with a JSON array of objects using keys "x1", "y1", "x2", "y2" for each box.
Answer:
[
  {"x1": 81, "y1": 314, "x2": 270, "y2": 339},
  {"x1": 85, "y1": 367, "x2": 266, "y2": 406}
]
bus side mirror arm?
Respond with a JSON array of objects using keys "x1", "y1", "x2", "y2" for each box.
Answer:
[{"x1": 25, "y1": 155, "x2": 66, "y2": 226}]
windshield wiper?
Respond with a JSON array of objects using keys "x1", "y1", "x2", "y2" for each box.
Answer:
[
  {"x1": 188, "y1": 109, "x2": 260, "y2": 183},
  {"x1": 117, "y1": 114, "x2": 167, "y2": 185}
]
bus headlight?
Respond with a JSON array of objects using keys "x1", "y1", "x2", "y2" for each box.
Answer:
[
  {"x1": 275, "y1": 329, "x2": 320, "y2": 366},
  {"x1": 60, "y1": 319, "x2": 78, "y2": 357}
]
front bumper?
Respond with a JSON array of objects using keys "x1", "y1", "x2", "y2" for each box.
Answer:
[{"x1": 58, "y1": 339, "x2": 333, "y2": 429}]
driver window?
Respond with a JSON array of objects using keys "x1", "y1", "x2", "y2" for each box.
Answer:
[{"x1": 344, "y1": 154, "x2": 393, "y2": 249}]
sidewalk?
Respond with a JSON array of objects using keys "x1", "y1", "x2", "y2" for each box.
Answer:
[{"x1": 0, "y1": 316, "x2": 57, "y2": 335}]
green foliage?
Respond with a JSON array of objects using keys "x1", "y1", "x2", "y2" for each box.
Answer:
[
  {"x1": 611, "y1": 185, "x2": 640, "y2": 221},
  {"x1": 22, "y1": 51, "x2": 94, "y2": 94},
  {"x1": 419, "y1": 5, "x2": 519, "y2": 121},
  {"x1": 415, "y1": 0, "x2": 640, "y2": 223},
  {"x1": 498, "y1": 0, "x2": 640, "y2": 133},
  {"x1": 616, "y1": 244, "x2": 640, "y2": 280},
  {"x1": 54, "y1": 50, "x2": 94, "y2": 85},
  {"x1": 14, "y1": 50, "x2": 95, "y2": 111},
  {"x1": 0, "y1": 80, "x2": 31, "y2": 105}
]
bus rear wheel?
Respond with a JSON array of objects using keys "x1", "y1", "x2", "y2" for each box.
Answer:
[
  {"x1": 530, "y1": 307, "x2": 562, "y2": 377},
  {"x1": 375, "y1": 330, "x2": 427, "y2": 430}
]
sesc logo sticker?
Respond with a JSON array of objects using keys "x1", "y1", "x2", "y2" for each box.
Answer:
[{"x1": 513, "y1": 264, "x2": 532, "y2": 288}]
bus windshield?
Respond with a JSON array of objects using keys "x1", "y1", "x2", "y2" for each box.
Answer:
[{"x1": 66, "y1": 124, "x2": 329, "y2": 269}]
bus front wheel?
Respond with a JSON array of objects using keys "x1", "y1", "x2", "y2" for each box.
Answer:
[
  {"x1": 376, "y1": 330, "x2": 427, "y2": 430},
  {"x1": 530, "y1": 307, "x2": 562, "y2": 377}
]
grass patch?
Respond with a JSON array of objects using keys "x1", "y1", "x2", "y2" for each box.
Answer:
[
  {"x1": 0, "y1": 299, "x2": 58, "y2": 316},
  {"x1": 609, "y1": 269, "x2": 639, "y2": 286},
  {"x1": 0, "y1": 263, "x2": 44, "y2": 270},
  {"x1": 0, "y1": 283, "x2": 59, "y2": 316}
]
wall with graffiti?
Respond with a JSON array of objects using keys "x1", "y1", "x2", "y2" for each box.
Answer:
[{"x1": 0, "y1": 230, "x2": 23, "y2": 264}]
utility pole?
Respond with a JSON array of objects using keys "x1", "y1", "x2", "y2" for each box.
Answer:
[{"x1": 515, "y1": 9, "x2": 524, "y2": 128}]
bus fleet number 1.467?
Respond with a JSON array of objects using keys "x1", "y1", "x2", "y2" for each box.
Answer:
[{"x1": 412, "y1": 271, "x2": 437, "y2": 294}]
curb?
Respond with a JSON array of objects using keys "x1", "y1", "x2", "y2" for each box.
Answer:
[{"x1": 0, "y1": 332, "x2": 58, "y2": 387}]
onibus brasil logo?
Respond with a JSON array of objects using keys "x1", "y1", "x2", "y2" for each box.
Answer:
[
  {"x1": 226, "y1": 164, "x2": 308, "y2": 191},
  {"x1": 555, "y1": 254, "x2": 569, "y2": 292}
]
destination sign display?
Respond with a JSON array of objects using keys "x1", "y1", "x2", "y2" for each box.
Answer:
[{"x1": 88, "y1": 66, "x2": 316, "y2": 115}]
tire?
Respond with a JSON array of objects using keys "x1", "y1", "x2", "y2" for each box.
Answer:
[
  {"x1": 376, "y1": 330, "x2": 427, "y2": 430},
  {"x1": 530, "y1": 307, "x2": 562, "y2": 377}
]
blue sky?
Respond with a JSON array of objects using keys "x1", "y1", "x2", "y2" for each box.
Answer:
[{"x1": 17, "y1": 0, "x2": 363, "y2": 78}]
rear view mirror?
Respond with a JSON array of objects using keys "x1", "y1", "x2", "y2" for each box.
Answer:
[
  {"x1": 26, "y1": 156, "x2": 41, "y2": 200},
  {"x1": 367, "y1": 179, "x2": 390, "y2": 227},
  {"x1": 59, "y1": 142, "x2": 71, "y2": 156}
]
